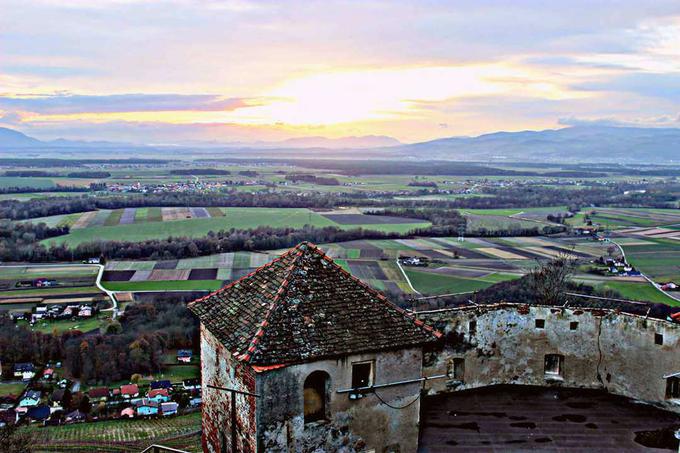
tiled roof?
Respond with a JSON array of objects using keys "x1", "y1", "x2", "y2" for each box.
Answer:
[
  {"x1": 189, "y1": 242, "x2": 440, "y2": 366},
  {"x1": 120, "y1": 384, "x2": 139, "y2": 395}
]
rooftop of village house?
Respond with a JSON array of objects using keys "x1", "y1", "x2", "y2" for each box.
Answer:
[{"x1": 188, "y1": 241, "x2": 440, "y2": 366}]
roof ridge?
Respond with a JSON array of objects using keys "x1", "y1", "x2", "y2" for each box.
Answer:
[
  {"x1": 311, "y1": 243, "x2": 442, "y2": 339},
  {"x1": 238, "y1": 245, "x2": 308, "y2": 362},
  {"x1": 187, "y1": 247, "x2": 299, "y2": 311}
]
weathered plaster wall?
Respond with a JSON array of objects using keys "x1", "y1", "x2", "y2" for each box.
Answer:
[
  {"x1": 256, "y1": 347, "x2": 423, "y2": 453},
  {"x1": 201, "y1": 325, "x2": 258, "y2": 453},
  {"x1": 419, "y1": 304, "x2": 680, "y2": 413}
]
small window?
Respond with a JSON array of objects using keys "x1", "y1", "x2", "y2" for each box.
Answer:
[
  {"x1": 447, "y1": 358, "x2": 465, "y2": 381},
  {"x1": 570, "y1": 321, "x2": 579, "y2": 330},
  {"x1": 544, "y1": 354, "x2": 564, "y2": 377},
  {"x1": 655, "y1": 333, "x2": 663, "y2": 345},
  {"x1": 666, "y1": 377, "x2": 680, "y2": 399},
  {"x1": 535, "y1": 319, "x2": 545, "y2": 329},
  {"x1": 469, "y1": 320, "x2": 477, "y2": 336},
  {"x1": 351, "y1": 361, "x2": 373, "y2": 390}
]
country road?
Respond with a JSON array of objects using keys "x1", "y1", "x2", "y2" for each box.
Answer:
[{"x1": 0, "y1": 262, "x2": 120, "y2": 317}]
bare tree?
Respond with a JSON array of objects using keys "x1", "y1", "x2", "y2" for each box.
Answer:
[{"x1": 530, "y1": 254, "x2": 576, "y2": 305}]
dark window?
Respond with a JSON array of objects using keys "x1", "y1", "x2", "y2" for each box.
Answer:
[
  {"x1": 535, "y1": 319, "x2": 545, "y2": 329},
  {"x1": 352, "y1": 362, "x2": 373, "y2": 389},
  {"x1": 570, "y1": 321, "x2": 579, "y2": 330},
  {"x1": 448, "y1": 358, "x2": 465, "y2": 380},
  {"x1": 544, "y1": 354, "x2": 564, "y2": 377},
  {"x1": 469, "y1": 320, "x2": 477, "y2": 336},
  {"x1": 304, "y1": 371, "x2": 330, "y2": 423},
  {"x1": 655, "y1": 333, "x2": 663, "y2": 345},
  {"x1": 666, "y1": 377, "x2": 680, "y2": 399}
]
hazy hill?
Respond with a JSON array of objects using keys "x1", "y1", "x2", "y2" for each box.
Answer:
[
  {"x1": 395, "y1": 126, "x2": 680, "y2": 163},
  {"x1": 0, "y1": 127, "x2": 42, "y2": 147},
  {"x1": 0, "y1": 125, "x2": 678, "y2": 163}
]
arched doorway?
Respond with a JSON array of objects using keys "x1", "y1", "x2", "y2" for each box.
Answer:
[{"x1": 304, "y1": 370, "x2": 330, "y2": 423}]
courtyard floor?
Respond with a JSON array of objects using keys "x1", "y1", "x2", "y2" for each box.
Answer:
[{"x1": 419, "y1": 385, "x2": 680, "y2": 452}]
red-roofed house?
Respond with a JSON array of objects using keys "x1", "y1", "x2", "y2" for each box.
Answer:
[
  {"x1": 148, "y1": 388, "x2": 169, "y2": 398},
  {"x1": 120, "y1": 384, "x2": 139, "y2": 399},
  {"x1": 189, "y1": 242, "x2": 441, "y2": 453}
]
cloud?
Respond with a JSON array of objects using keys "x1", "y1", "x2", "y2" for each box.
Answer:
[
  {"x1": 558, "y1": 115, "x2": 680, "y2": 128},
  {"x1": 0, "y1": 111, "x2": 23, "y2": 125},
  {"x1": 572, "y1": 72, "x2": 680, "y2": 102},
  {"x1": 0, "y1": 93, "x2": 265, "y2": 115}
]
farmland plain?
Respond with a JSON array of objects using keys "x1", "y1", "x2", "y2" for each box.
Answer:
[{"x1": 36, "y1": 207, "x2": 430, "y2": 246}]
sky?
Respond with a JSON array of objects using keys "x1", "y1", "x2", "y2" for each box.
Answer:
[{"x1": 0, "y1": 0, "x2": 679, "y2": 144}]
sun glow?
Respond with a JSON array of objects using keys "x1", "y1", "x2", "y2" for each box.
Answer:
[{"x1": 23, "y1": 63, "x2": 585, "y2": 130}]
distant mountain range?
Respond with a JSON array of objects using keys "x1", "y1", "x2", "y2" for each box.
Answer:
[
  {"x1": 0, "y1": 127, "x2": 139, "y2": 149},
  {"x1": 392, "y1": 126, "x2": 680, "y2": 163},
  {"x1": 1, "y1": 125, "x2": 678, "y2": 163}
]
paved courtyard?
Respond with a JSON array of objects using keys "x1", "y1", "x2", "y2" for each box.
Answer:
[{"x1": 419, "y1": 385, "x2": 680, "y2": 452}]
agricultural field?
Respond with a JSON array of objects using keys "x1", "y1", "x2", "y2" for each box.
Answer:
[
  {"x1": 36, "y1": 207, "x2": 430, "y2": 247},
  {"x1": 29, "y1": 412, "x2": 202, "y2": 453},
  {"x1": 460, "y1": 206, "x2": 568, "y2": 232},
  {"x1": 0, "y1": 176, "x2": 57, "y2": 189},
  {"x1": 573, "y1": 207, "x2": 680, "y2": 230},
  {"x1": 593, "y1": 280, "x2": 678, "y2": 305},
  {"x1": 618, "y1": 237, "x2": 680, "y2": 283},
  {"x1": 0, "y1": 265, "x2": 102, "y2": 298},
  {"x1": 101, "y1": 235, "x2": 634, "y2": 299},
  {"x1": 0, "y1": 191, "x2": 80, "y2": 201},
  {"x1": 0, "y1": 264, "x2": 111, "y2": 322}
]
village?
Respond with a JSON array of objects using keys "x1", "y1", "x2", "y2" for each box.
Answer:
[{"x1": 0, "y1": 349, "x2": 201, "y2": 429}]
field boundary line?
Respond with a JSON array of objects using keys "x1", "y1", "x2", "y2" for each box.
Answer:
[
  {"x1": 396, "y1": 259, "x2": 421, "y2": 295},
  {"x1": 610, "y1": 239, "x2": 680, "y2": 303}
]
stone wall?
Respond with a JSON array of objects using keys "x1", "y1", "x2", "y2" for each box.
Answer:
[
  {"x1": 256, "y1": 347, "x2": 423, "y2": 453},
  {"x1": 419, "y1": 304, "x2": 680, "y2": 413},
  {"x1": 200, "y1": 325, "x2": 258, "y2": 453}
]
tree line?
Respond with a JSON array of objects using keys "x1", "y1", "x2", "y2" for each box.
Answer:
[{"x1": 0, "y1": 296, "x2": 197, "y2": 385}]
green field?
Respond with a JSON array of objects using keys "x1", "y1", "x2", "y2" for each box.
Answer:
[
  {"x1": 0, "y1": 176, "x2": 56, "y2": 189},
  {"x1": 0, "y1": 382, "x2": 26, "y2": 397},
  {"x1": 0, "y1": 265, "x2": 99, "y2": 280},
  {"x1": 622, "y1": 239, "x2": 680, "y2": 282},
  {"x1": 0, "y1": 285, "x2": 102, "y2": 297},
  {"x1": 405, "y1": 269, "x2": 519, "y2": 295},
  {"x1": 21, "y1": 313, "x2": 114, "y2": 334},
  {"x1": 0, "y1": 192, "x2": 79, "y2": 201},
  {"x1": 40, "y1": 207, "x2": 430, "y2": 246},
  {"x1": 595, "y1": 281, "x2": 680, "y2": 306},
  {"x1": 102, "y1": 280, "x2": 224, "y2": 292}
]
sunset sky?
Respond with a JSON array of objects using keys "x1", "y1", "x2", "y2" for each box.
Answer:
[{"x1": 1, "y1": 0, "x2": 679, "y2": 144}]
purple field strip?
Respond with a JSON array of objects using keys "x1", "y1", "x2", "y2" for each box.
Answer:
[
  {"x1": 119, "y1": 208, "x2": 137, "y2": 225},
  {"x1": 230, "y1": 268, "x2": 257, "y2": 282},
  {"x1": 347, "y1": 260, "x2": 388, "y2": 280},
  {"x1": 418, "y1": 249, "x2": 453, "y2": 260},
  {"x1": 383, "y1": 281, "x2": 403, "y2": 294},
  {"x1": 359, "y1": 249, "x2": 386, "y2": 259},
  {"x1": 190, "y1": 207, "x2": 210, "y2": 218},
  {"x1": 102, "y1": 270, "x2": 135, "y2": 282},
  {"x1": 188, "y1": 268, "x2": 218, "y2": 280}
]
